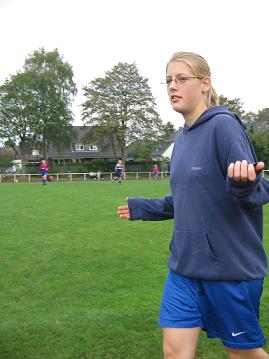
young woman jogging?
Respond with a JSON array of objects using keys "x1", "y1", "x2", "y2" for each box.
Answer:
[{"x1": 118, "y1": 52, "x2": 269, "y2": 359}]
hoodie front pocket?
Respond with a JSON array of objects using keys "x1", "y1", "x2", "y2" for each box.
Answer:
[{"x1": 170, "y1": 229, "x2": 220, "y2": 278}]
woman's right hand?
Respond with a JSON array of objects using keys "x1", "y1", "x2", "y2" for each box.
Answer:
[
  {"x1": 117, "y1": 198, "x2": 130, "y2": 219},
  {"x1": 117, "y1": 205, "x2": 130, "y2": 219}
]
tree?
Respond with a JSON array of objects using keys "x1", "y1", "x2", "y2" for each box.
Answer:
[
  {"x1": 219, "y1": 95, "x2": 246, "y2": 118},
  {"x1": 0, "y1": 48, "x2": 77, "y2": 169},
  {"x1": 243, "y1": 111, "x2": 258, "y2": 129},
  {"x1": 82, "y1": 62, "x2": 164, "y2": 162},
  {"x1": 161, "y1": 121, "x2": 176, "y2": 140},
  {"x1": 218, "y1": 95, "x2": 261, "y2": 129},
  {"x1": 0, "y1": 72, "x2": 39, "y2": 171},
  {"x1": 126, "y1": 121, "x2": 176, "y2": 161},
  {"x1": 248, "y1": 130, "x2": 269, "y2": 167},
  {"x1": 257, "y1": 108, "x2": 269, "y2": 123},
  {"x1": 22, "y1": 48, "x2": 77, "y2": 158},
  {"x1": 254, "y1": 108, "x2": 269, "y2": 132},
  {"x1": 0, "y1": 147, "x2": 15, "y2": 169},
  {"x1": 128, "y1": 140, "x2": 158, "y2": 161}
]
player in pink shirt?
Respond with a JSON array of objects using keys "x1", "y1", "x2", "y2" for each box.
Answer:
[{"x1": 40, "y1": 159, "x2": 49, "y2": 185}]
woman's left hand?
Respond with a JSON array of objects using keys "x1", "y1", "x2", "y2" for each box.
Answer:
[{"x1": 227, "y1": 160, "x2": 264, "y2": 182}]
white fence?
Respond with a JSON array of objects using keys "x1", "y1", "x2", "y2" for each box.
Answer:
[
  {"x1": 0, "y1": 170, "x2": 268, "y2": 183},
  {"x1": 0, "y1": 172, "x2": 171, "y2": 183}
]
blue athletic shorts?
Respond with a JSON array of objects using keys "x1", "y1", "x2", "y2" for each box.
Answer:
[
  {"x1": 158, "y1": 270, "x2": 266, "y2": 349},
  {"x1": 115, "y1": 171, "x2": 122, "y2": 178},
  {"x1": 41, "y1": 170, "x2": 47, "y2": 176}
]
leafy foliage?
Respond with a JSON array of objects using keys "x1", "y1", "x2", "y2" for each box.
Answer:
[
  {"x1": 82, "y1": 62, "x2": 164, "y2": 160},
  {"x1": 0, "y1": 48, "x2": 77, "y2": 167},
  {"x1": 219, "y1": 95, "x2": 245, "y2": 117},
  {"x1": 219, "y1": 95, "x2": 258, "y2": 126},
  {"x1": 0, "y1": 72, "x2": 39, "y2": 166},
  {"x1": 0, "y1": 148, "x2": 14, "y2": 169},
  {"x1": 248, "y1": 130, "x2": 269, "y2": 166}
]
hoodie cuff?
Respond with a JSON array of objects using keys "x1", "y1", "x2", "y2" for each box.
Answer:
[
  {"x1": 127, "y1": 197, "x2": 144, "y2": 220},
  {"x1": 226, "y1": 173, "x2": 261, "y2": 197}
]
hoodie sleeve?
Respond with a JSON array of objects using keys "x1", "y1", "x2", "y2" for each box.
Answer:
[
  {"x1": 226, "y1": 139, "x2": 269, "y2": 208},
  {"x1": 226, "y1": 174, "x2": 269, "y2": 209},
  {"x1": 215, "y1": 115, "x2": 269, "y2": 209},
  {"x1": 127, "y1": 195, "x2": 174, "y2": 221},
  {"x1": 216, "y1": 113, "x2": 269, "y2": 208}
]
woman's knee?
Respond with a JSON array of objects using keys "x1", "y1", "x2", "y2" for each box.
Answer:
[
  {"x1": 163, "y1": 343, "x2": 195, "y2": 359},
  {"x1": 163, "y1": 328, "x2": 200, "y2": 359}
]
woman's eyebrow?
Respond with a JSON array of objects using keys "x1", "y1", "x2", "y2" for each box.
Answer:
[{"x1": 166, "y1": 73, "x2": 189, "y2": 78}]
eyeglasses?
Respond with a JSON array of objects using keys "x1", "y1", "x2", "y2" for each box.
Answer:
[{"x1": 162, "y1": 76, "x2": 198, "y2": 86}]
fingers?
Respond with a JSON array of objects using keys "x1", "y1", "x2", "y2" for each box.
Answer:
[
  {"x1": 118, "y1": 213, "x2": 130, "y2": 219},
  {"x1": 228, "y1": 160, "x2": 262, "y2": 182},
  {"x1": 118, "y1": 209, "x2": 129, "y2": 215},
  {"x1": 117, "y1": 205, "x2": 130, "y2": 219},
  {"x1": 118, "y1": 205, "x2": 128, "y2": 211},
  {"x1": 227, "y1": 163, "x2": 235, "y2": 179},
  {"x1": 117, "y1": 211, "x2": 130, "y2": 219},
  {"x1": 254, "y1": 161, "x2": 264, "y2": 173},
  {"x1": 247, "y1": 164, "x2": 256, "y2": 182}
]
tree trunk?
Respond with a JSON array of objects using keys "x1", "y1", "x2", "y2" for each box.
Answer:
[
  {"x1": 42, "y1": 137, "x2": 49, "y2": 161},
  {"x1": 10, "y1": 143, "x2": 21, "y2": 161},
  {"x1": 20, "y1": 158, "x2": 26, "y2": 173},
  {"x1": 109, "y1": 135, "x2": 118, "y2": 158}
]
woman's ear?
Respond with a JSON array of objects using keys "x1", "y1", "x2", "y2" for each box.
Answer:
[{"x1": 202, "y1": 76, "x2": 211, "y2": 93}]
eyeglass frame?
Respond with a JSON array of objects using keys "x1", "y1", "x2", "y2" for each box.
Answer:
[{"x1": 162, "y1": 75, "x2": 200, "y2": 86}]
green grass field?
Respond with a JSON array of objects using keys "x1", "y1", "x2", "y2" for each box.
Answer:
[{"x1": 0, "y1": 180, "x2": 268, "y2": 359}]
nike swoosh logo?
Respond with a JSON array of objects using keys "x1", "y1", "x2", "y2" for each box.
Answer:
[{"x1": 232, "y1": 331, "x2": 245, "y2": 337}]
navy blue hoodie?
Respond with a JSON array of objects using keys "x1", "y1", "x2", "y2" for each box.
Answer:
[{"x1": 128, "y1": 106, "x2": 269, "y2": 280}]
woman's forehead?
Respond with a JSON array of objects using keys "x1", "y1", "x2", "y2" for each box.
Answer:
[{"x1": 166, "y1": 60, "x2": 192, "y2": 75}]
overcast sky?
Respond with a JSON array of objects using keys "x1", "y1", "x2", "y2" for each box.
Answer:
[{"x1": 1, "y1": 0, "x2": 268, "y2": 129}]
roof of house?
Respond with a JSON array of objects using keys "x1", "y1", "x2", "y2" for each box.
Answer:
[
  {"x1": 151, "y1": 128, "x2": 183, "y2": 157},
  {"x1": 48, "y1": 126, "x2": 116, "y2": 159}
]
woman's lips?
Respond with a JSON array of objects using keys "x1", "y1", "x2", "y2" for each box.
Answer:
[{"x1": 171, "y1": 95, "x2": 182, "y2": 103}]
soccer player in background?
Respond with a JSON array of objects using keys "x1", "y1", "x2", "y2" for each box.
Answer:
[
  {"x1": 153, "y1": 164, "x2": 159, "y2": 180},
  {"x1": 40, "y1": 159, "x2": 48, "y2": 185},
  {"x1": 117, "y1": 52, "x2": 269, "y2": 358},
  {"x1": 113, "y1": 159, "x2": 123, "y2": 184}
]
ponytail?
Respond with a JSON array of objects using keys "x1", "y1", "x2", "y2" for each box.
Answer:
[{"x1": 207, "y1": 87, "x2": 219, "y2": 107}]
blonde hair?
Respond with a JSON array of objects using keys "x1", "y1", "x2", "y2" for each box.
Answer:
[{"x1": 167, "y1": 51, "x2": 219, "y2": 107}]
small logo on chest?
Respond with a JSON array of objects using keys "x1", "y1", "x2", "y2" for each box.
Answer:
[{"x1": 191, "y1": 166, "x2": 202, "y2": 170}]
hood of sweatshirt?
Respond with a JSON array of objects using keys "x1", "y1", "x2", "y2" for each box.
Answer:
[{"x1": 183, "y1": 105, "x2": 246, "y2": 133}]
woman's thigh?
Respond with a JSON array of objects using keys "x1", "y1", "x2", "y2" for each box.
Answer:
[{"x1": 163, "y1": 327, "x2": 201, "y2": 359}]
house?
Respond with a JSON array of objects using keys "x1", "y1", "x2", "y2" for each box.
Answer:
[
  {"x1": 26, "y1": 126, "x2": 184, "y2": 167},
  {"x1": 151, "y1": 128, "x2": 183, "y2": 161},
  {"x1": 46, "y1": 126, "x2": 117, "y2": 165}
]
